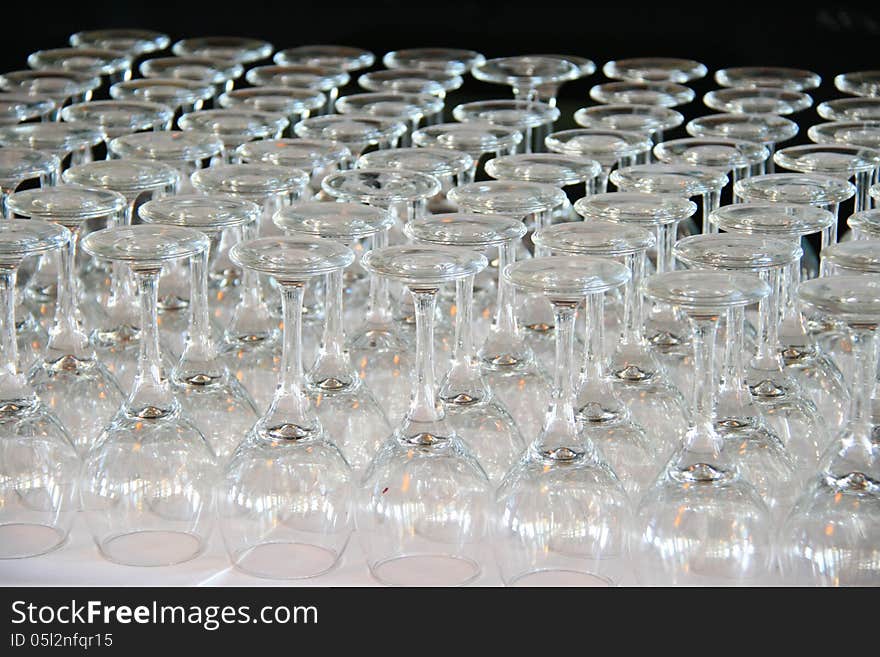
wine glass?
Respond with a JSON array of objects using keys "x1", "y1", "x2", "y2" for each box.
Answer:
[
  {"x1": 70, "y1": 29, "x2": 170, "y2": 57},
  {"x1": 835, "y1": 71, "x2": 880, "y2": 97},
  {"x1": 294, "y1": 115, "x2": 407, "y2": 159},
  {"x1": 412, "y1": 122, "x2": 523, "y2": 172},
  {"x1": 60, "y1": 100, "x2": 174, "y2": 142},
  {"x1": 817, "y1": 98, "x2": 880, "y2": 122},
  {"x1": 544, "y1": 128, "x2": 652, "y2": 193},
  {"x1": 357, "y1": 147, "x2": 474, "y2": 213},
  {"x1": 653, "y1": 137, "x2": 769, "y2": 189},
  {"x1": 448, "y1": 181, "x2": 564, "y2": 438},
  {"x1": 0, "y1": 69, "x2": 100, "y2": 106},
  {"x1": 0, "y1": 123, "x2": 105, "y2": 172},
  {"x1": 172, "y1": 36, "x2": 274, "y2": 64},
  {"x1": 0, "y1": 219, "x2": 78, "y2": 559},
  {"x1": 80, "y1": 224, "x2": 216, "y2": 567},
  {"x1": 8, "y1": 187, "x2": 127, "y2": 457},
  {"x1": 336, "y1": 92, "x2": 443, "y2": 146},
  {"x1": 472, "y1": 56, "x2": 581, "y2": 105},
  {"x1": 246, "y1": 64, "x2": 349, "y2": 114},
  {"x1": 238, "y1": 137, "x2": 351, "y2": 197},
  {"x1": 0, "y1": 92, "x2": 57, "y2": 124},
  {"x1": 590, "y1": 81, "x2": 695, "y2": 108},
  {"x1": 178, "y1": 108, "x2": 289, "y2": 163},
  {"x1": 405, "y1": 213, "x2": 526, "y2": 484},
  {"x1": 774, "y1": 144, "x2": 880, "y2": 213},
  {"x1": 219, "y1": 235, "x2": 355, "y2": 579},
  {"x1": 109, "y1": 78, "x2": 215, "y2": 116},
  {"x1": 273, "y1": 45, "x2": 375, "y2": 72},
  {"x1": 138, "y1": 195, "x2": 261, "y2": 462},
  {"x1": 383, "y1": 48, "x2": 486, "y2": 76},
  {"x1": 0, "y1": 148, "x2": 59, "y2": 216},
  {"x1": 140, "y1": 56, "x2": 243, "y2": 97},
  {"x1": 634, "y1": 270, "x2": 774, "y2": 585},
  {"x1": 687, "y1": 112, "x2": 799, "y2": 173},
  {"x1": 28, "y1": 47, "x2": 132, "y2": 85},
  {"x1": 604, "y1": 57, "x2": 707, "y2": 83},
  {"x1": 453, "y1": 100, "x2": 560, "y2": 153},
  {"x1": 217, "y1": 87, "x2": 326, "y2": 127},
  {"x1": 573, "y1": 192, "x2": 693, "y2": 457},
  {"x1": 779, "y1": 275, "x2": 880, "y2": 585},
  {"x1": 574, "y1": 104, "x2": 684, "y2": 145},
  {"x1": 808, "y1": 120, "x2": 880, "y2": 156},
  {"x1": 494, "y1": 254, "x2": 631, "y2": 586},
  {"x1": 273, "y1": 200, "x2": 394, "y2": 472},
  {"x1": 108, "y1": 131, "x2": 224, "y2": 192},
  {"x1": 673, "y1": 233, "x2": 802, "y2": 520},
  {"x1": 358, "y1": 244, "x2": 490, "y2": 586},
  {"x1": 62, "y1": 159, "x2": 181, "y2": 391},
  {"x1": 715, "y1": 67, "x2": 821, "y2": 91},
  {"x1": 358, "y1": 68, "x2": 463, "y2": 98},
  {"x1": 533, "y1": 221, "x2": 661, "y2": 496},
  {"x1": 711, "y1": 202, "x2": 850, "y2": 433},
  {"x1": 704, "y1": 87, "x2": 813, "y2": 115}
]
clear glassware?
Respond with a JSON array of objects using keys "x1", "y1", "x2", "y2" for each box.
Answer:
[
  {"x1": 109, "y1": 78, "x2": 214, "y2": 115},
  {"x1": 383, "y1": 48, "x2": 486, "y2": 75},
  {"x1": 178, "y1": 108, "x2": 289, "y2": 163},
  {"x1": 238, "y1": 137, "x2": 351, "y2": 197},
  {"x1": 686, "y1": 112, "x2": 799, "y2": 173},
  {"x1": 359, "y1": 68, "x2": 463, "y2": 98},
  {"x1": 219, "y1": 235, "x2": 355, "y2": 579},
  {"x1": 0, "y1": 219, "x2": 78, "y2": 559},
  {"x1": 733, "y1": 173, "x2": 855, "y2": 243},
  {"x1": 774, "y1": 144, "x2": 880, "y2": 213},
  {"x1": 28, "y1": 47, "x2": 132, "y2": 84},
  {"x1": 448, "y1": 181, "x2": 563, "y2": 439},
  {"x1": 673, "y1": 233, "x2": 802, "y2": 520},
  {"x1": 294, "y1": 115, "x2": 407, "y2": 159},
  {"x1": 0, "y1": 123, "x2": 105, "y2": 172},
  {"x1": 8, "y1": 187, "x2": 126, "y2": 457},
  {"x1": 533, "y1": 222, "x2": 661, "y2": 497},
  {"x1": 405, "y1": 213, "x2": 526, "y2": 484},
  {"x1": 848, "y1": 207, "x2": 880, "y2": 239},
  {"x1": 357, "y1": 147, "x2": 474, "y2": 213},
  {"x1": 172, "y1": 36, "x2": 273, "y2": 64},
  {"x1": 218, "y1": 87, "x2": 326, "y2": 126},
  {"x1": 140, "y1": 56, "x2": 243, "y2": 96},
  {"x1": 779, "y1": 275, "x2": 880, "y2": 585},
  {"x1": 494, "y1": 255, "x2": 631, "y2": 586},
  {"x1": 246, "y1": 64, "x2": 349, "y2": 113},
  {"x1": 604, "y1": 57, "x2": 707, "y2": 83},
  {"x1": 62, "y1": 159, "x2": 181, "y2": 392},
  {"x1": 817, "y1": 97, "x2": 880, "y2": 122},
  {"x1": 358, "y1": 244, "x2": 490, "y2": 586},
  {"x1": 544, "y1": 128, "x2": 652, "y2": 192},
  {"x1": 70, "y1": 29, "x2": 170, "y2": 56},
  {"x1": 60, "y1": 99, "x2": 174, "y2": 142},
  {"x1": 529, "y1": 54, "x2": 595, "y2": 104},
  {"x1": 138, "y1": 195, "x2": 261, "y2": 462},
  {"x1": 0, "y1": 92, "x2": 57, "y2": 126},
  {"x1": 873, "y1": 182, "x2": 880, "y2": 207},
  {"x1": 574, "y1": 104, "x2": 684, "y2": 145},
  {"x1": 472, "y1": 56, "x2": 581, "y2": 105},
  {"x1": 590, "y1": 81, "x2": 695, "y2": 108},
  {"x1": 808, "y1": 120, "x2": 880, "y2": 152},
  {"x1": 273, "y1": 45, "x2": 375, "y2": 72},
  {"x1": 573, "y1": 192, "x2": 693, "y2": 452},
  {"x1": 835, "y1": 71, "x2": 880, "y2": 97},
  {"x1": 715, "y1": 67, "x2": 821, "y2": 91},
  {"x1": 711, "y1": 202, "x2": 849, "y2": 434},
  {"x1": 453, "y1": 100, "x2": 560, "y2": 153},
  {"x1": 80, "y1": 224, "x2": 216, "y2": 567},
  {"x1": 703, "y1": 87, "x2": 812, "y2": 115},
  {"x1": 273, "y1": 200, "x2": 393, "y2": 472},
  {"x1": 191, "y1": 163, "x2": 310, "y2": 412},
  {"x1": 609, "y1": 163, "x2": 729, "y2": 235},
  {"x1": 412, "y1": 122, "x2": 523, "y2": 170},
  {"x1": 0, "y1": 69, "x2": 100, "y2": 105},
  {"x1": 336, "y1": 92, "x2": 444, "y2": 146},
  {"x1": 634, "y1": 270, "x2": 774, "y2": 585},
  {"x1": 0, "y1": 148, "x2": 59, "y2": 216},
  {"x1": 653, "y1": 137, "x2": 769, "y2": 189}
]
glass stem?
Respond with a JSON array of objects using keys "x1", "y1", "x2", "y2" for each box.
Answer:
[
  {"x1": 46, "y1": 226, "x2": 91, "y2": 360},
  {"x1": 621, "y1": 251, "x2": 645, "y2": 344},
  {"x1": 535, "y1": 299, "x2": 580, "y2": 455},
  {"x1": 440, "y1": 274, "x2": 486, "y2": 403},
  {"x1": 752, "y1": 267, "x2": 783, "y2": 372},
  {"x1": 126, "y1": 269, "x2": 176, "y2": 417},
  {"x1": 494, "y1": 240, "x2": 518, "y2": 338},
  {"x1": 365, "y1": 230, "x2": 392, "y2": 327},
  {"x1": 0, "y1": 265, "x2": 33, "y2": 403},
  {"x1": 407, "y1": 288, "x2": 443, "y2": 424},
  {"x1": 701, "y1": 189, "x2": 721, "y2": 233},
  {"x1": 175, "y1": 250, "x2": 222, "y2": 383},
  {"x1": 848, "y1": 328, "x2": 876, "y2": 429},
  {"x1": 309, "y1": 267, "x2": 356, "y2": 389},
  {"x1": 596, "y1": 167, "x2": 610, "y2": 194},
  {"x1": 855, "y1": 171, "x2": 871, "y2": 214},
  {"x1": 689, "y1": 315, "x2": 719, "y2": 432}
]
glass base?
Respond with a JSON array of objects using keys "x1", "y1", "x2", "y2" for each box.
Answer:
[
  {"x1": 231, "y1": 542, "x2": 341, "y2": 580},
  {"x1": 370, "y1": 554, "x2": 480, "y2": 587},
  {"x1": 98, "y1": 530, "x2": 206, "y2": 567},
  {"x1": 507, "y1": 568, "x2": 614, "y2": 587},
  {"x1": 0, "y1": 523, "x2": 67, "y2": 559}
]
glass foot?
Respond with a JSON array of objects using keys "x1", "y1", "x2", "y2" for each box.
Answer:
[
  {"x1": 0, "y1": 523, "x2": 67, "y2": 559},
  {"x1": 370, "y1": 554, "x2": 481, "y2": 587},
  {"x1": 98, "y1": 530, "x2": 205, "y2": 567},
  {"x1": 232, "y1": 542, "x2": 341, "y2": 580}
]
